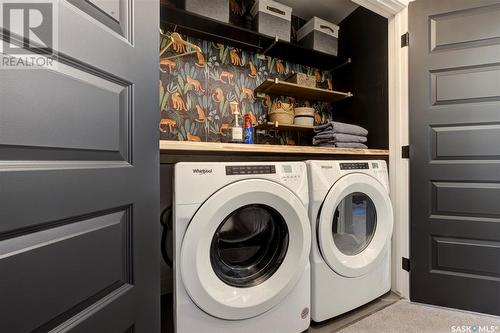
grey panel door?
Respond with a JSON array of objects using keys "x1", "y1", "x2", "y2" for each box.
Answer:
[
  {"x1": 0, "y1": 0, "x2": 160, "y2": 332},
  {"x1": 409, "y1": 0, "x2": 500, "y2": 316}
]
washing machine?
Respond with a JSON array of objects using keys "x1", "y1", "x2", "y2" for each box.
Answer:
[
  {"x1": 173, "y1": 162, "x2": 311, "y2": 333},
  {"x1": 306, "y1": 160, "x2": 393, "y2": 322}
]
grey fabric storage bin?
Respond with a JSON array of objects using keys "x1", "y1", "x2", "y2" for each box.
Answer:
[
  {"x1": 298, "y1": 17, "x2": 339, "y2": 56},
  {"x1": 251, "y1": 0, "x2": 292, "y2": 42},
  {"x1": 184, "y1": 0, "x2": 229, "y2": 23}
]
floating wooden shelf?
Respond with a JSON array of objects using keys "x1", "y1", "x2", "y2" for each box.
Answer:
[
  {"x1": 255, "y1": 122, "x2": 314, "y2": 132},
  {"x1": 160, "y1": 140, "x2": 388, "y2": 156},
  {"x1": 254, "y1": 79, "x2": 353, "y2": 103},
  {"x1": 160, "y1": 5, "x2": 351, "y2": 71}
]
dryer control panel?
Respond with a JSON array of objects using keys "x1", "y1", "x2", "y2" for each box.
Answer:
[{"x1": 310, "y1": 160, "x2": 390, "y2": 194}]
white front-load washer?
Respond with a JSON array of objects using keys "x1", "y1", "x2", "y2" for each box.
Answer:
[
  {"x1": 306, "y1": 160, "x2": 393, "y2": 322},
  {"x1": 173, "y1": 162, "x2": 311, "y2": 333}
]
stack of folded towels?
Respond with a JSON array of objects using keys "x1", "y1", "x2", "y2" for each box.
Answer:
[{"x1": 313, "y1": 121, "x2": 368, "y2": 149}]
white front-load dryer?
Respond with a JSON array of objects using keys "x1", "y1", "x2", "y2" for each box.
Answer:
[
  {"x1": 306, "y1": 160, "x2": 393, "y2": 322},
  {"x1": 173, "y1": 162, "x2": 311, "y2": 333}
]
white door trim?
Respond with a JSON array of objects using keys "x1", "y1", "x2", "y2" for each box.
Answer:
[
  {"x1": 352, "y1": 0, "x2": 410, "y2": 18},
  {"x1": 388, "y1": 7, "x2": 410, "y2": 299}
]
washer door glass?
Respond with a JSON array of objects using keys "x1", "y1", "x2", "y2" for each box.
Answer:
[
  {"x1": 332, "y1": 192, "x2": 377, "y2": 256},
  {"x1": 211, "y1": 204, "x2": 289, "y2": 288}
]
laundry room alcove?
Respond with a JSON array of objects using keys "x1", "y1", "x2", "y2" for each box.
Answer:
[{"x1": 158, "y1": 2, "x2": 392, "y2": 333}]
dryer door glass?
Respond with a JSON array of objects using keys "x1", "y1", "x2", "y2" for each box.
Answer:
[
  {"x1": 332, "y1": 192, "x2": 377, "y2": 256},
  {"x1": 210, "y1": 204, "x2": 289, "y2": 288}
]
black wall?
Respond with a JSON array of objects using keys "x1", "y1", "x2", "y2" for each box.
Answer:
[{"x1": 334, "y1": 7, "x2": 389, "y2": 149}]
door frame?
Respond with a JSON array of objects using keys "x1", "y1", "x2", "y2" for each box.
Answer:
[{"x1": 388, "y1": 6, "x2": 410, "y2": 299}]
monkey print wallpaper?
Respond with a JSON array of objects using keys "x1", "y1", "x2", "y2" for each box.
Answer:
[{"x1": 159, "y1": 32, "x2": 336, "y2": 144}]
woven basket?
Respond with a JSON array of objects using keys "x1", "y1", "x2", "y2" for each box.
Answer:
[
  {"x1": 294, "y1": 107, "x2": 315, "y2": 126},
  {"x1": 269, "y1": 101, "x2": 294, "y2": 124},
  {"x1": 286, "y1": 72, "x2": 316, "y2": 88}
]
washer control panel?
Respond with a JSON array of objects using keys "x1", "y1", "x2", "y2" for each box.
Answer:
[
  {"x1": 340, "y1": 162, "x2": 369, "y2": 170},
  {"x1": 225, "y1": 165, "x2": 276, "y2": 175},
  {"x1": 279, "y1": 164, "x2": 301, "y2": 182},
  {"x1": 224, "y1": 163, "x2": 306, "y2": 190}
]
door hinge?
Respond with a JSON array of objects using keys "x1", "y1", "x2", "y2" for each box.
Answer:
[
  {"x1": 401, "y1": 32, "x2": 409, "y2": 48},
  {"x1": 402, "y1": 145, "x2": 410, "y2": 159},
  {"x1": 402, "y1": 257, "x2": 411, "y2": 272}
]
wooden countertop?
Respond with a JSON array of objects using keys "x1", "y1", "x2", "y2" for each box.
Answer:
[{"x1": 160, "y1": 141, "x2": 389, "y2": 156}]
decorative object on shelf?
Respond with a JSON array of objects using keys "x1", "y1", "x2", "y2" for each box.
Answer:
[
  {"x1": 313, "y1": 121, "x2": 368, "y2": 149},
  {"x1": 251, "y1": 0, "x2": 292, "y2": 42},
  {"x1": 286, "y1": 72, "x2": 316, "y2": 88},
  {"x1": 181, "y1": 0, "x2": 230, "y2": 23},
  {"x1": 297, "y1": 17, "x2": 339, "y2": 56},
  {"x1": 230, "y1": 101, "x2": 243, "y2": 143},
  {"x1": 269, "y1": 101, "x2": 294, "y2": 125},
  {"x1": 294, "y1": 107, "x2": 315, "y2": 126},
  {"x1": 244, "y1": 113, "x2": 253, "y2": 144}
]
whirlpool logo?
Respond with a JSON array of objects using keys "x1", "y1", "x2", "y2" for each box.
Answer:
[{"x1": 192, "y1": 168, "x2": 213, "y2": 175}]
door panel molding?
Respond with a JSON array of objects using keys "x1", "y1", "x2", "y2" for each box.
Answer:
[
  {"x1": 431, "y1": 123, "x2": 500, "y2": 160},
  {"x1": 429, "y1": 3, "x2": 500, "y2": 52},
  {"x1": 0, "y1": 61, "x2": 133, "y2": 162},
  {"x1": 0, "y1": 208, "x2": 134, "y2": 332},
  {"x1": 49, "y1": 284, "x2": 135, "y2": 333},
  {"x1": 431, "y1": 181, "x2": 500, "y2": 218},
  {"x1": 66, "y1": 0, "x2": 133, "y2": 42},
  {"x1": 430, "y1": 63, "x2": 500, "y2": 105},
  {"x1": 432, "y1": 236, "x2": 500, "y2": 277}
]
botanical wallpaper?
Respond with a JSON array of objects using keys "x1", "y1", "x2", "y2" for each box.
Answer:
[{"x1": 159, "y1": 32, "x2": 335, "y2": 145}]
